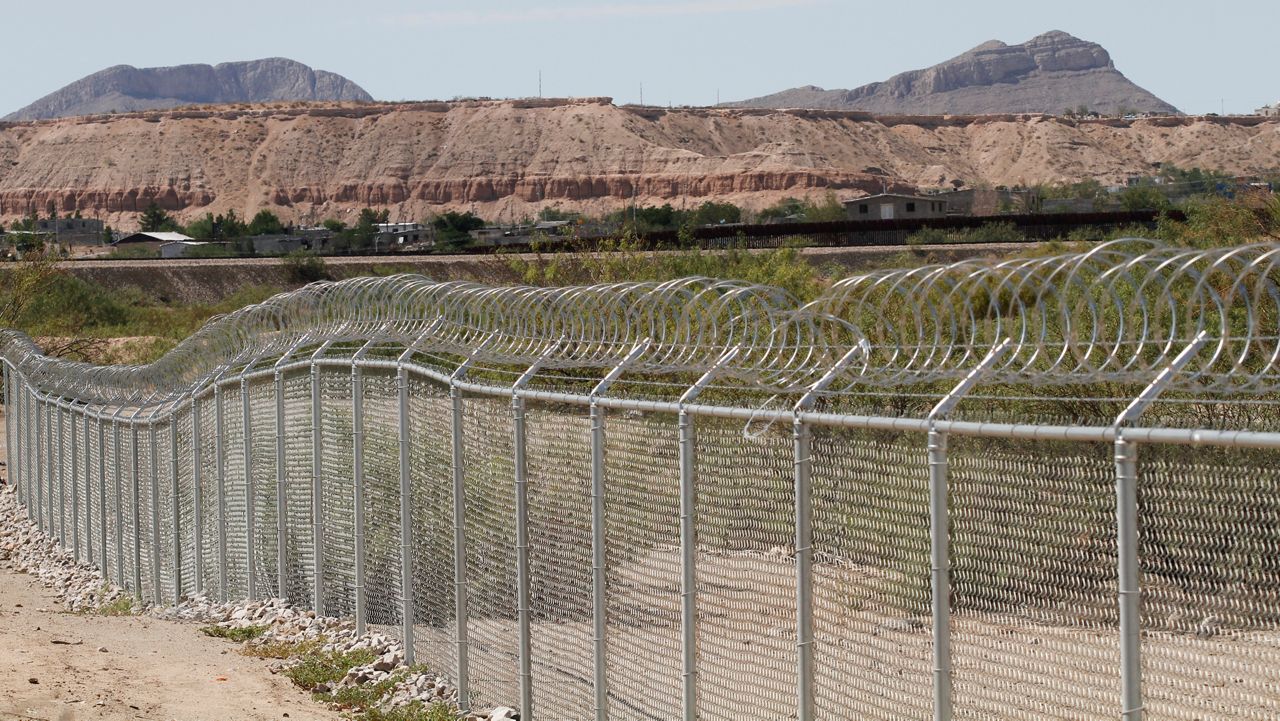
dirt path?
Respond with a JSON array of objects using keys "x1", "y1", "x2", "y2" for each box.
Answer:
[
  {"x1": 0, "y1": 408, "x2": 334, "y2": 721},
  {"x1": 0, "y1": 566, "x2": 335, "y2": 721}
]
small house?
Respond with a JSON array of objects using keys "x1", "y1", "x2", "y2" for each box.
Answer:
[{"x1": 845, "y1": 194, "x2": 948, "y2": 221}]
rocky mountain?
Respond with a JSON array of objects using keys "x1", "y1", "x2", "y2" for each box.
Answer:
[
  {"x1": 3, "y1": 58, "x2": 372, "y2": 121},
  {"x1": 725, "y1": 31, "x2": 1177, "y2": 116},
  {"x1": 2, "y1": 99, "x2": 1275, "y2": 229}
]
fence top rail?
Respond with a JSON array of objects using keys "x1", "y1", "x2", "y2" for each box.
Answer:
[{"x1": 5, "y1": 238, "x2": 1280, "y2": 405}]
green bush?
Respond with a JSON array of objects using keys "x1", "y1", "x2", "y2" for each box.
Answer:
[{"x1": 282, "y1": 251, "x2": 330, "y2": 284}]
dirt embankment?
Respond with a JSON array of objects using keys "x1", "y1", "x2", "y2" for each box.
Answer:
[
  {"x1": 2, "y1": 99, "x2": 1278, "y2": 229},
  {"x1": 58, "y1": 244, "x2": 1030, "y2": 305}
]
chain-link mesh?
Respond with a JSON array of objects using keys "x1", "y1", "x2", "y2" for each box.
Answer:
[
  {"x1": 363, "y1": 371, "x2": 404, "y2": 633},
  {"x1": 154, "y1": 423, "x2": 175, "y2": 603},
  {"x1": 407, "y1": 378, "x2": 458, "y2": 686},
  {"x1": 223, "y1": 386, "x2": 250, "y2": 600},
  {"x1": 248, "y1": 378, "x2": 279, "y2": 600},
  {"x1": 461, "y1": 392, "x2": 519, "y2": 709},
  {"x1": 282, "y1": 371, "x2": 315, "y2": 607},
  {"x1": 524, "y1": 406, "x2": 595, "y2": 718},
  {"x1": 175, "y1": 407, "x2": 195, "y2": 599},
  {"x1": 948, "y1": 436, "x2": 1120, "y2": 719},
  {"x1": 196, "y1": 398, "x2": 219, "y2": 597},
  {"x1": 811, "y1": 427, "x2": 933, "y2": 720},
  {"x1": 319, "y1": 368, "x2": 356, "y2": 617},
  {"x1": 1138, "y1": 444, "x2": 1280, "y2": 720},
  {"x1": 693, "y1": 416, "x2": 798, "y2": 720},
  {"x1": 597, "y1": 410, "x2": 683, "y2": 721}
]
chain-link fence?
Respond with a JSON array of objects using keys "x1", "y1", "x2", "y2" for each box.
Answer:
[{"x1": 5, "y1": 240, "x2": 1280, "y2": 720}]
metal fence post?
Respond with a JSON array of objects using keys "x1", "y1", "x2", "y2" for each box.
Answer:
[
  {"x1": 215, "y1": 382, "x2": 228, "y2": 601},
  {"x1": 392, "y1": 327, "x2": 440, "y2": 668},
  {"x1": 311, "y1": 341, "x2": 331, "y2": 615},
  {"x1": 397, "y1": 360, "x2": 417, "y2": 662},
  {"x1": 447, "y1": 339, "x2": 492, "y2": 715},
  {"x1": 171, "y1": 412, "x2": 182, "y2": 605},
  {"x1": 192, "y1": 396, "x2": 203, "y2": 597},
  {"x1": 99, "y1": 411, "x2": 108, "y2": 580},
  {"x1": 243, "y1": 376, "x2": 256, "y2": 601},
  {"x1": 46, "y1": 398, "x2": 55, "y2": 535},
  {"x1": 112, "y1": 409, "x2": 125, "y2": 588},
  {"x1": 1114, "y1": 436, "x2": 1141, "y2": 720},
  {"x1": 84, "y1": 409, "x2": 92, "y2": 566},
  {"x1": 588, "y1": 340, "x2": 651, "y2": 721},
  {"x1": 150, "y1": 414, "x2": 161, "y2": 606},
  {"x1": 71, "y1": 402, "x2": 80, "y2": 560},
  {"x1": 509, "y1": 342, "x2": 561, "y2": 721},
  {"x1": 352, "y1": 339, "x2": 375, "y2": 636},
  {"x1": 130, "y1": 412, "x2": 143, "y2": 596},
  {"x1": 56, "y1": 399, "x2": 66, "y2": 545},
  {"x1": 2, "y1": 365, "x2": 12, "y2": 501},
  {"x1": 36, "y1": 394, "x2": 45, "y2": 532},
  {"x1": 272, "y1": 340, "x2": 309, "y2": 603},
  {"x1": 923, "y1": 339, "x2": 1012, "y2": 721},
  {"x1": 792, "y1": 344, "x2": 868, "y2": 721},
  {"x1": 791, "y1": 415, "x2": 815, "y2": 721},
  {"x1": 449, "y1": 379, "x2": 470, "y2": 712},
  {"x1": 674, "y1": 348, "x2": 740, "y2": 721},
  {"x1": 1110, "y1": 331, "x2": 1208, "y2": 721}
]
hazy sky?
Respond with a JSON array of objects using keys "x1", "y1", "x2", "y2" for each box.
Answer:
[{"x1": 1, "y1": 0, "x2": 1275, "y2": 116}]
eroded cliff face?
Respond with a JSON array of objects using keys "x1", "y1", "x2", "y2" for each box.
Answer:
[{"x1": 1, "y1": 99, "x2": 1277, "y2": 228}]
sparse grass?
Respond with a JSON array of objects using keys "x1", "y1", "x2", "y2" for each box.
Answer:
[
  {"x1": 97, "y1": 596, "x2": 137, "y2": 616},
  {"x1": 200, "y1": 624, "x2": 268, "y2": 642},
  {"x1": 358, "y1": 701, "x2": 455, "y2": 721},
  {"x1": 282, "y1": 651, "x2": 456, "y2": 721},
  {"x1": 329, "y1": 676, "x2": 399, "y2": 710},
  {"x1": 283, "y1": 648, "x2": 378, "y2": 692},
  {"x1": 242, "y1": 637, "x2": 322, "y2": 659}
]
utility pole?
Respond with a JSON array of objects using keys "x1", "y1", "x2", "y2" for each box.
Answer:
[
  {"x1": 539, "y1": 69, "x2": 542, "y2": 98},
  {"x1": 640, "y1": 82, "x2": 644, "y2": 107}
]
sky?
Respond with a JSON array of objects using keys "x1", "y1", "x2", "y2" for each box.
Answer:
[{"x1": 0, "y1": 0, "x2": 1275, "y2": 117}]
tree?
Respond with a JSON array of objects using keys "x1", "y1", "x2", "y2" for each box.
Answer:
[
  {"x1": 431, "y1": 211, "x2": 484, "y2": 251},
  {"x1": 802, "y1": 192, "x2": 846, "y2": 222},
  {"x1": 139, "y1": 202, "x2": 179, "y2": 232},
  {"x1": 756, "y1": 197, "x2": 807, "y2": 222},
  {"x1": 247, "y1": 209, "x2": 285, "y2": 236},
  {"x1": 184, "y1": 213, "x2": 216, "y2": 240},
  {"x1": 219, "y1": 209, "x2": 247, "y2": 239},
  {"x1": 101, "y1": 225, "x2": 114, "y2": 245},
  {"x1": 1119, "y1": 185, "x2": 1170, "y2": 212},
  {"x1": 690, "y1": 201, "x2": 742, "y2": 226},
  {"x1": 322, "y1": 218, "x2": 347, "y2": 233}
]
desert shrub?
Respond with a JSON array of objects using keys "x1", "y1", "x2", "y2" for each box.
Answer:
[{"x1": 283, "y1": 251, "x2": 330, "y2": 284}]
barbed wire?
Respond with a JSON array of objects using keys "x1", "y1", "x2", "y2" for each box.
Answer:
[{"x1": 4, "y1": 238, "x2": 1280, "y2": 405}]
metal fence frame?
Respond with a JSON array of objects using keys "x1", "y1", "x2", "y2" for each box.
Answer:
[{"x1": 5, "y1": 239, "x2": 1280, "y2": 720}]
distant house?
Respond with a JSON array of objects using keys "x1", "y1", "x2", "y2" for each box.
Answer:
[
  {"x1": 1257, "y1": 102, "x2": 1280, "y2": 118},
  {"x1": 468, "y1": 227, "x2": 507, "y2": 245},
  {"x1": 160, "y1": 240, "x2": 231, "y2": 258},
  {"x1": 34, "y1": 217, "x2": 105, "y2": 245},
  {"x1": 374, "y1": 222, "x2": 430, "y2": 249},
  {"x1": 250, "y1": 234, "x2": 305, "y2": 255},
  {"x1": 114, "y1": 231, "x2": 194, "y2": 253},
  {"x1": 844, "y1": 194, "x2": 949, "y2": 221}
]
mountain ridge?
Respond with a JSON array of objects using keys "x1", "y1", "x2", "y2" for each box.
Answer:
[
  {"x1": 724, "y1": 31, "x2": 1177, "y2": 115},
  {"x1": 3, "y1": 58, "x2": 373, "y2": 121}
]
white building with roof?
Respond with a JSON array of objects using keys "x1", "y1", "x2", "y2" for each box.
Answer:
[{"x1": 1257, "y1": 101, "x2": 1280, "y2": 117}]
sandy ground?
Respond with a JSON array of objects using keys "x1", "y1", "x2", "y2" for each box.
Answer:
[
  {"x1": 0, "y1": 410, "x2": 335, "y2": 721},
  {"x1": 0, "y1": 569, "x2": 336, "y2": 721}
]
